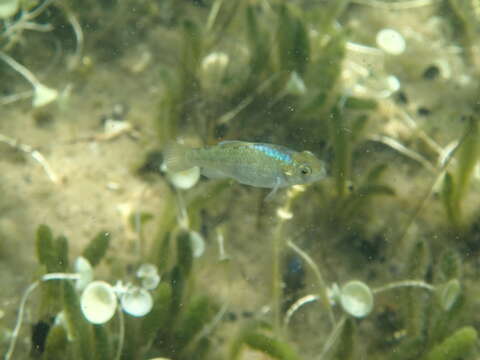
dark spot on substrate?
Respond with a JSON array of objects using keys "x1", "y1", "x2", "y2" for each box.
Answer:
[
  {"x1": 423, "y1": 65, "x2": 440, "y2": 80},
  {"x1": 394, "y1": 91, "x2": 408, "y2": 104},
  {"x1": 138, "y1": 150, "x2": 164, "y2": 176},
  {"x1": 417, "y1": 107, "x2": 431, "y2": 116},
  {"x1": 33, "y1": 110, "x2": 55, "y2": 128}
]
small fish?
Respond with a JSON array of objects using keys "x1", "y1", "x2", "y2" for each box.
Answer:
[{"x1": 165, "y1": 140, "x2": 327, "y2": 198}]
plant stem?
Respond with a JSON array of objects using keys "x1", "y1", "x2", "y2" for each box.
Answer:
[
  {"x1": 287, "y1": 240, "x2": 335, "y2": 326},
  {"x1": 4, "y1": 282, "x2": 40, "y2": 360},
  {"x1": 373, "y1": 279, "x2": 435, "y2": 294},
  {"x1": 114, "y1": 308, "x2": 125, "y2": 360}
]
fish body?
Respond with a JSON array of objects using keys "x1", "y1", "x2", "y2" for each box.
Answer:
[{"x1": 165, "y1": 141, "x2": 327, "y2": 189}]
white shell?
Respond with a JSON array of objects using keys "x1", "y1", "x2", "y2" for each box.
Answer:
[
  {"x1": 340, "y1": 281, "x2": 374, "y2": 318},
  {"x1": 80, "y1": 281, "x2": 117, "y2": 324},
  {"x1": 201, "y1": 52, "x2": 229, "y2": 72},
  {"x1": 0, "y1": 0, "x2": 19, "y2": 19},
  {"x1": 167, "y1": 166, "x2": 200, "y2": 190},
  {"x1": 189, "y1": 230, "x2": 205, "y2": 258},
  {"x1": 136, "y1": 263, "x2": 160, "y2": 290},
  {"x1": 33, "y1": 83, "x2": 58, "y2": 108},
  {"x1": 141, "y1": 273, "x2": 160, "y2": 291},
  {"x1": 136, "y1": 263, "x2": 158, "y2": 278},
  {"x1": 386, "y1": 75, "x2": 401, "y2": 93},
  {"x1": 201, "y1": 52, "x2": 229, "y2": 90},
  {"x1": 285, "y1": 72, "x2": 307, "y2": 95},
  {"x1": 120, "y1": 287, "x2": 153, "y2": 317},
  {"x1": 376, "y1": 29, "x2": 406, "y2": 55},
  {"x1": 74, "y1": 256, "x2": 93, "y2": 291}
]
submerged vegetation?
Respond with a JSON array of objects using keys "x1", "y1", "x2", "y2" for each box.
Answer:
[{"x1": 2, "y1": 0, "x2": 480, "y2": 359}]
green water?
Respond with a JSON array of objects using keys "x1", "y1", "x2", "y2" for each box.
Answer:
[{"x1": 1, "y1": 0, "x2": 480, "y2": 359}]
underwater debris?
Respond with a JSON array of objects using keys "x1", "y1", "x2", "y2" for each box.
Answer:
[{"x1": 0, "y1": 132, "x2": 61, "y2": 183}]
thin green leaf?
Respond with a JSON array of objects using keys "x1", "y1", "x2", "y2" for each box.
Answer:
[{"x1": 82, "y1": 231, "x2": 110, "y2": 267}]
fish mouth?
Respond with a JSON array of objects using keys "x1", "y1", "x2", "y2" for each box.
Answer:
[
  {"x1": 300, "y1": 174, "x2": 325, "y2": 185},
  {"x1": 310, "y1": 169, "x2": 328, "y2": 183},
  {"x1": 318, "y1": 164, "x2": 329, "y2": 179}
]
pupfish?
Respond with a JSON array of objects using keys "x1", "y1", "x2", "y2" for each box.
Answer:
[{"x1": 165, "y1": 140, "x2": 327, "y2": 197}]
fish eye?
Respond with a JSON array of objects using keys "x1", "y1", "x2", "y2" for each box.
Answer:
[{"x1": 299, "y1": 165, "x2": 311, "y2": 176}]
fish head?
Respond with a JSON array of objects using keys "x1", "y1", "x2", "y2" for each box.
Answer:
[{"x1": 285, "y1": 150, "x2": 327, "y2": 185}]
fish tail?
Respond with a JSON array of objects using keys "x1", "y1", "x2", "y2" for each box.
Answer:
[{"x1": 164, "y1": 142, "x2": 194, "y2": 172}]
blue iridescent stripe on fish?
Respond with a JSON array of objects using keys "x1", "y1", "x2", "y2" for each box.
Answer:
[{"x1": 253, "y1": 144, "x2": 292, "y2": 163}]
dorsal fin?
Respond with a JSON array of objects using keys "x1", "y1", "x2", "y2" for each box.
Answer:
[{"x1": 218, "y1": 140, "x2": 245, "y2": 146}]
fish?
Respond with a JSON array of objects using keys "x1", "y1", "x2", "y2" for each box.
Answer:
[{"x1": 164, "y1": 140, "x2": 327, "y2": 198}]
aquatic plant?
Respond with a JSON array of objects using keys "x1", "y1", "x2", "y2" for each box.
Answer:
[
  {"x1": 4, "y1": 221, "x2": 222, "y2": 360},
  {"x1": 3, "y1": 1, "x2": 480, "y2": 359},
  {"x1": 154, "y1": 0, "x2": 354, "y2": 149},
  {"x1": 441, "y1": 116, "x2": 480, "y2": 229},
  {"x1": 444, "y1": 0, "x2": 480, "y2": 67},
  {"x1": 230, "y1": 321, "x2": 302, "y2": 360},
  {"x1": 275, "y1": 229, "x2": 477, "y2": 360},
  {"x1": 423, "y1": 326, "x2": 477, "y2": 360},
  {"x1": 149, "y1": 2, "x2": 479, "y2": 359}
]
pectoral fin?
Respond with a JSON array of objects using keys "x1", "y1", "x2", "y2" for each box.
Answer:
[
  {"x1": 282, "y1": 165, "x2": 294, "y2": 177},
  {"x1": 265, "y1": 176, "x2": 282, "y2": 201},
  {"x1": 164, "y1": 142, "x2": 191, "y2": 172}
]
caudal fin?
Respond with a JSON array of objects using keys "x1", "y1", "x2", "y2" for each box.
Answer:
[{"x1": 164, "y1": 142, "x2": 193, "y2": 172}]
